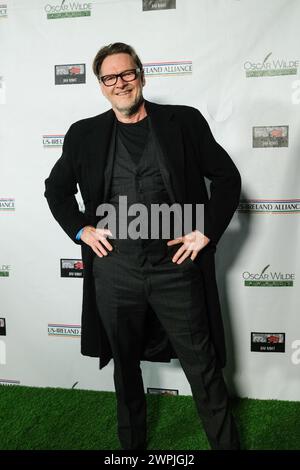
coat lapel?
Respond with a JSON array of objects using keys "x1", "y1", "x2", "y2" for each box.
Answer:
[
  {"x1": 145, "y1": 100, "x2": 185, "y2": 203},
  {"x1": 85, "y1": 109, "x2": 115, "y2": 209}
]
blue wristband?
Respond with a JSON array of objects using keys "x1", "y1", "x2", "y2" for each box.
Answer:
[{"x1": 76, "y1": 228, "x2": 84, "y2": 241}]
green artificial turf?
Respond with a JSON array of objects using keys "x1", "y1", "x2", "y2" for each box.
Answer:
[{"x1": 0, "y1": 385, "x2": 299, "y2": 450}]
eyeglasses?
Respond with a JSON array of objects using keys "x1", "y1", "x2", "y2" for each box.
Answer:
[{"x1": 99, "y1": 68, "x2": 141, "y2": 87}]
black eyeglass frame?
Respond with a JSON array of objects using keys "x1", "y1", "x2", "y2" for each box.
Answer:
[{"x1": 99, "y1": 67, "x2": 142, "y2": 87}]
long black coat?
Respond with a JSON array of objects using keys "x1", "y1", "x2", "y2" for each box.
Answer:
[{"x1": 44, "y1": 100, "x2": 241, "y2": 369}]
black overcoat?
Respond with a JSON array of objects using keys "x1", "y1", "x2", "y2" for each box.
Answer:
[{"x1": 44, "y1": 100, "x2": 241, "y2": 369}]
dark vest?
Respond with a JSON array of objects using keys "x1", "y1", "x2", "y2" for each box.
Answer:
[{"x1": 107, "y1": 121, "x2": 174, "y2": 264}]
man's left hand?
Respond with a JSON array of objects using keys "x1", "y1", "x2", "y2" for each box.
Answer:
[{"x1": 167, "y1": 230, "x2": 210, "y2": 264}]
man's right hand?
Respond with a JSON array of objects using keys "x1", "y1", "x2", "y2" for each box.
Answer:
[{"x1": 80, "y1": 226, "x2": 113, "y2": 258}]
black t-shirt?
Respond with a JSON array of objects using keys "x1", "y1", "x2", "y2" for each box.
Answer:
[{"x1": 117, "y1": 115, "x2": 149, "y2": 165}]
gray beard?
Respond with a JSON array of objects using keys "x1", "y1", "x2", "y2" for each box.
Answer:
[{"x1": 115, "y1": 94, "x2": 144, "y2": 117}]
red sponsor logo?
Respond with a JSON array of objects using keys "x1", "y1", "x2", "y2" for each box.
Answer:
[
  {"x1": 69, "y1": 66, "x2": 81, "y2": 75},
  {"x1": 74, "y1": 261, "x2": 84, "y2": 270},
  {"x1": 270, "y1": 129, "x2": 283, "y2": 138},
  {"x1": 267, "y1": 335, "x2": 280, "y2": 344}
]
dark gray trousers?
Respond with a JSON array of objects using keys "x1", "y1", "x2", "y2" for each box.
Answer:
[{"x1": 93, "y1": 242, "x2": 239, "y2": 450}]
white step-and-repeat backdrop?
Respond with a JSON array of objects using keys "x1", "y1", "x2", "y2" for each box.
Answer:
[{"x1": 1, "y1": 0, "x2": 299, "y2": 400}]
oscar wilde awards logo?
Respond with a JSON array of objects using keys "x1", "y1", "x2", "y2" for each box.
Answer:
[
  {"x1": 55, "y1": 64, "x2": 85, "y2": 85},
  {"x1": 252, "y1": 125, "x2": 288, "y2": 148},
  {"x1": 0, "y1": 198, "x2": 15, "y2": 212},
  {"x1": 0, "y1": 265, "x2": 10, "y2": 277},
  {"x1": 44, "y1": 1, "x2": 91, "y2": 19},
  {"x1": 242, "y1": 265, "x2": 295, "y2": 287},
  {"x1": 143, "y1": 0, "x2": 176, "y2": 11},
  {"x1": 43, "y1": 135, "x2": 64, "y2": 147},
  {"x1": 251, "y1": 332, "x2": 285, "y2": 353},
  {"x1": 60, "y1": 259, "x2": 84, "y2": 278},
  {"x1": 238, "y1": 199, "x2": 300, "y2": 214},
  {"x1": 244, "y1": 52, "x2": 299, "y2": 77}
]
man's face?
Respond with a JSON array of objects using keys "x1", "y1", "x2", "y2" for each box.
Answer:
[{"x1": 99, "y1": 53, "x2": 145, "y2": 117}]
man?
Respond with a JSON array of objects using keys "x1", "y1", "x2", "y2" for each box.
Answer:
[{"x1": 45, "y1": 42, "x2": 241, "y2": 450}]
